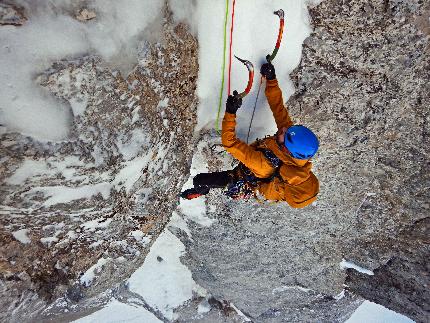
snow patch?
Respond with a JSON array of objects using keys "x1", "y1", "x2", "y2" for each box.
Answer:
[
  {"x1": 0, "y1": 0, "x2": 165, "y2": 140},
  {"x1": 12, "y1": 229, "x2": 30, "y2": 244},
  {"x1": 40, "y1": 236, "x2": 59, "y2": 247},
  {"x1": 127, "y1": 230, "x2": 202, "y2": 321},
  {"x1": 179, "y1": 141, "x2": 215, "y2": 227},
  {"x1": 129, "y1": 230, "x2": 151, "y2": 245},
  {"x1": 80, "y1": 257, "x2": 110, "y2": 287},
  {"x1": 73, "y1": 299, "x2": 161, "y2": 323},
  {"x1": 26, "y1": 182, "x2": 111, "y2": 207},
  {"x1": 272, "y1": 285, "x2": 312, "y2": 295},
  {"x1": 340, "y1": 259, "x2": 374, "y2": 276},
  {"x1": 346, "y1": 300, "x2": 415, "y2": 323},
  {"x1": 113, "y1": 155, "x2": 152, "y2": 193},
  {"x1": 81, "y1": 218, "x2": 112, "y2": 232}
]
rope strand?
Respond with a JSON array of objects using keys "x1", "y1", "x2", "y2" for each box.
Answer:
[
  {"x1": 215, "y1": 0, "x2": 230, "y2": 133},
  {"x1": 246, "y1": 76, "x2": 263, "y2": 143},
  {"x1": 227, "y1": 0, "x2": 236, "y2": 96}
]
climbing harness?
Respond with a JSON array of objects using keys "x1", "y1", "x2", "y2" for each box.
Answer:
[
  {"x1": 246, "y1": 9, "x2": 285, "y2": 143},
  {"x1": 224, "y1": 147, "x2": 283, "y2": 200}
]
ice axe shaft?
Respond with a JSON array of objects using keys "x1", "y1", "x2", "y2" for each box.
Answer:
[
  {"x1": 234, "y1": 55, "x2": 254, "y2": 99},
  {"x1": 267, "y1": 9, "x2": 284, "y2": 62}
]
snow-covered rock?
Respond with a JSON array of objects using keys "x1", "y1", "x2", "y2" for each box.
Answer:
[{"x1": 0, "y1": 9, "x2": 198, "y2": 322}]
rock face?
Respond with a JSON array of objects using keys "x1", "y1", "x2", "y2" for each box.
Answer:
[
  {"x1": 0, "y1": 12, "x2": 198, "y2": 322},
  {"x1": 0, "y1": 2, "x2": 26, "y2": 26},
  {"x1": 1, "y1": 0, "x2": 428, "y2": 322},
  {"x1": 180, "y1": 0, "x2": 429, "y2": 322}
]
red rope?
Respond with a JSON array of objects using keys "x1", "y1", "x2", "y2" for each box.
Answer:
[{"x1": 227, "y1": 0, "x2": 236, "y2": 96}]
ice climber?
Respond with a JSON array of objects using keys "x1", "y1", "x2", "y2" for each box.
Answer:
[{"x1": 181, "y1": 61, "x2": 319, "y2": 208}]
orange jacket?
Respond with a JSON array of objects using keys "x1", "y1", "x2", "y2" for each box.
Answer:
[{"x1": 222, "y1": 79, "x2": 319, "y2": 208}]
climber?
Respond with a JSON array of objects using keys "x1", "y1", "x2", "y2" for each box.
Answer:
[{"x1": 180, "y1": 61, "x2": 319, "y2": 208}]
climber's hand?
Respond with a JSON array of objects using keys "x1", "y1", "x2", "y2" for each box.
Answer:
[
  {"x1": 260, "y1": 61, "x2": 276, "y2": 80},
  {"x1": 226, "y1": 90, "x2": 242, "y2": 114}
]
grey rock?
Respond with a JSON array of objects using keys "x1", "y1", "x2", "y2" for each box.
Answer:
[
  {"x1": 180, "y1": 0, "x2": 429, "y2": 322},
  {"x1": 0, "y1": 11, "x2": 199, "y2": 322},
  {"x1": 0, "y1": 2, "x2": 26, "y2": 26}
]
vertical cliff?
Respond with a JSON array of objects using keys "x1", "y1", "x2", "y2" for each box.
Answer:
[{"x1": 179, "y1": 0, "x2": 429, "y2": 322}]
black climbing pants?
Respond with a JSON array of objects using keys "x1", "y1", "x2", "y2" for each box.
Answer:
[{"x1": 192, "y1": 170, "x2": 235, "y2": 195}]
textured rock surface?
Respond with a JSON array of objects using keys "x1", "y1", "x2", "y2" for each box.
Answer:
[
  {"x1": 346, "y1": 217, "x2": 430, "y2": 323},
  {"x1": 1, "y1": 0, "x2": 428, "y2": 322},
  {"x1": 0, "y1": 2, "x2": 26, "y2": 26},
  {"x1": 0, "y1": 12, "x2": 198, "y2": 322},
  {"x1": 180, "y1": 0, "x2": 429, "y2": 322}
]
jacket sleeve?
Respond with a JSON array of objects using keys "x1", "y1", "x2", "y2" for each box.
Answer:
[
  {"x1": 222, "y1": 112, "x2": 273, "y2": 178},
  {"x1": 265, "y1": 79, "x2": 293, "y2": 130}
]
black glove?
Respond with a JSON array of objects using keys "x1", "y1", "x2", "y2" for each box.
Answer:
[
  {"x1": 260, "y1": 61, "x2": 276, "y2": 80},
  {"x1": 226, "y1": 90, "x2": 242, "y2": 114}
]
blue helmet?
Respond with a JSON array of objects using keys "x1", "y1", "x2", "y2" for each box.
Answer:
[{"x1": 284, "y1": 125, "x2": 319, "y2": 159}]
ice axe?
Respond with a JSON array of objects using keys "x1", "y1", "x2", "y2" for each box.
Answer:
[
  {"x1": 246, "y1": 9, "x2": 285, "y2": 143},
  {"x1": 234, "y1": 55, "x2": 254, "y2": 99}
]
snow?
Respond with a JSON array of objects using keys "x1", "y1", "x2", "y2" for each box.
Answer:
[
  {"x1": 231, "y1": 302, "x2": 252, "y2": 322},
  {"x1": 40, "y1": 236, "x2": 59, "y2": 247},
  {"x1": 272, "y1": 285, "x2": 312, "y2": 295},
  {"x1": 113, "y1": 155, "x2": 152, "y2": 193},
  {"x1": 81, "y1": 218, "x2": 112, "y2": 232},
  {"x1": 129, "y1": 230, "x2": 151, "y2": 245},
  {"x1": 178, "y1": 141, "x2": 215, "y2": 227},
  {"x1": 6, "y1": 159, "x2": 49, "y2": 185},
  {"x1": 197, "y1": 299, "x2": 211, "y2": 314},
  {"x1": 26, "y1": 182, "x2": 111, "y2": 207},
  {"x1": 169, "y1": 211, "x2": 192, "y2": 238},
  {"x1": 73, "y1": 299, "x2": 161, "y2": 323},
  {"x1": 116, "y1": 129, "x2": 150, "y2": 160},
  {"x1": 340, "y1": 259, "x2": 374, "y2": 276},
  {"x1": 0, "y1": 0, "x2": 164, "y2": 140},
  {"x1": 80, "y1": 257, "x2": 110, "y2": 287},
  {"x1": 6, "y1": 156, "x2": 86, "y2": 185},
  {"x1": 12, "y1": 229, "x2": 30, "y2": 244},
  {"x1": 345, "y1": 301, "x2": 415, "y2": 323},
  {"x1": 127, "y1": 229, "x2": 201, "y2": 321}
]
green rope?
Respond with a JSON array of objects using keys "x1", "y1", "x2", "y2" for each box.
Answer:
[{"x1": 215, "y1": 0, "x2": 230, "y2": 133}]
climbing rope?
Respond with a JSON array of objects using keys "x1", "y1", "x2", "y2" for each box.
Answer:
[
  {"x1": 246, "y1": 76, "x2": 262, "y2": 143},
  {"x1": 215, "y1": 0, "x2": 230, "y2": 133},
  {"x1": 246, "y1": 9, "x2": 285, "y2": 143},
  {"x1": 227, "y1": 0, "x2": 236, "y2": 96}
]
